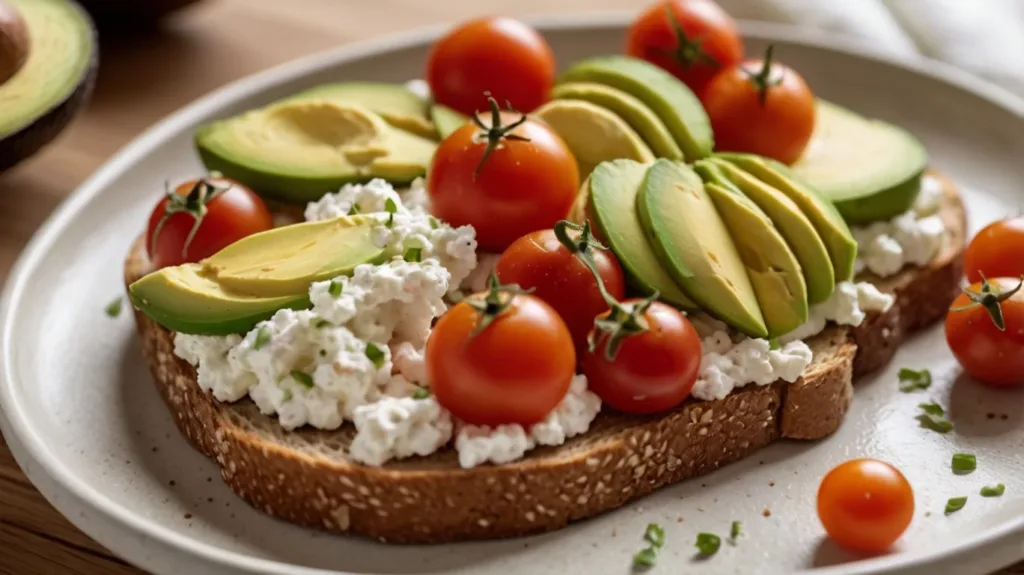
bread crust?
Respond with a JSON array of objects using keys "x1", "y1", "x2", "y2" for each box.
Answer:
[{"x1": 125, "y1": 171, "x2": 966, "y2": 543}]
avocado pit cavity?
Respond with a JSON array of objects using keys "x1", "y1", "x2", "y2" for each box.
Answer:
[{"x1": 0, "y1": 0, "x2": 29, "y2": 86}]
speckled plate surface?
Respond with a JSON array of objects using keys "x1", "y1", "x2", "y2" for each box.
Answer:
[{"x1": 2, "y1": 14, "x2": 1024, "y2": 575}]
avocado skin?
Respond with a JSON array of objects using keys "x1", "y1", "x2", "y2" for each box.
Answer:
[
  {"x1": 128, "y1": 286, "x2": 310, "y2": 336},
  {"x1": 0, "y1": 0, "x2": 97, "y2": 173}
]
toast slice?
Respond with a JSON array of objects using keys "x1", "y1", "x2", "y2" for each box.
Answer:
[{"x1": 125, "y1": 171, "x2": 966, "y2": 544}]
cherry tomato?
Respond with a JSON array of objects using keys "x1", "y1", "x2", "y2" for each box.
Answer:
[
  {"x1": 625, "y1": 0, "x2": 744, "y2": 98},
  {"x1": 426, "y1": 17, "x2": 556, "y2": 116},
  {"x1": 817, "y1": 459, "x2": 914, "y2": 553},
  {"x1": 945, "y1": 277, "x2": 1024, "y2": 386},
  {"x1": 426, "y1": 281, "x2": 576, "y2": 426},
  {"x1": 581, "y1": 298, "x2": 701, "y2": 414},
  {"x1": 427, "y1": 99, "x2": 579, "y2": 252},
  {"x1": 963, "y1": 215, "x2": 1024, "y2": 284},
  {"x1": 495, "y1": 221, "x2": 626, "y2": 354},
  {"x1": 145, "y1": 177, "x2": 273, "y2": 269},
  {"x1": 702, "y1": 45, "x2": 816, "y2": 164}
]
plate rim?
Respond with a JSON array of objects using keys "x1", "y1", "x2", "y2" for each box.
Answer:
[{"x1": 2, "y1": 11, "x2": 1023, "y2": 575}]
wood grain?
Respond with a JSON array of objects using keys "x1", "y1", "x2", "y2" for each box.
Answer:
[{"x1": 0, "y1": 0, "x2": 1021, "y2": 574}]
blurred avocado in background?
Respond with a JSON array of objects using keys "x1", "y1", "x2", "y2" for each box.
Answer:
[{"x1": 77, "y1": 0, "x2": 204, "y2": 27}]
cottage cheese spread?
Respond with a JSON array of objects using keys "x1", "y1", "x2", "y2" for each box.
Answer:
[
  {"x1": 691, "y1": 335, "x2": 813, "y2": 401},
  {"x1": 349, "y1": 396, "x2": 454, "y2": 466},
  {"x1": 780, "y1": 281, "x2": 895, "y2": 344},
  {"x1": 852, "y1": 179, "x2": 945, "y2": 277},
  {"x1": 454, "y1": 375, "x2": 602, "y2": 469}
]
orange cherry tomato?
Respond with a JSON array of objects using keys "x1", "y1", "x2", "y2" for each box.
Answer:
[
  {"x1": 702, "y1": 45, "x2": 816, "y2": 164},
  {"x1": 945, "y1": 277, "x2": 1024, "y2": 387},
  {"x1": 963, "y1": 215, "x2": 1024, "y2": 284},
  {"x1": 581, "y1": 298, "x2": 701, "y2": 414},
  {"x1": 145, "y1": 177, "x2": 273, "y2": 269},
  {"x1": 625, "y1": 0, "x2": 744, "y2": 98},
  {"x1": 817, "y1": 459, "x2": 914, "y2": 553},
  {"x1": 426, "y1": 17, "x2": 556, "y2": 116},
  {"x1": 426, "y1": 281, "x2": 576, "y2": 426},
  {"x1": 495, "y1": 221, "x2": 626, "y2": 355},
  {"x1": 427, "y1": 99, "x2": 579, "y2": 253}
]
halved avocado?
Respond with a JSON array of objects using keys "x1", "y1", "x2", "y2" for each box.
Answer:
[
  {"x1": 715, "y1": 152, "x2": 858, "y2": 282},
  {"x1": 534, "y1": 99, "x2": 655, "y2": 180},
  {"x1": 0, "y1": 0, "x2": 97, "y2": 173},
  {"x1": 558, "y1": 56, "x2": 712, "y2": 161},
  {"x1": 638, "y1": 159, "x2": 766, "y2": 337},
  {"x1": 195, "y1": 100, "x2": 436, "y2": 203},
  {"x1": 551, "y1": 82, "x2": 684, "y2": 160},
  {"x1": 287, "y1": 82, "x2": 436, "y2": 140},
  {"x1": 790, "y1": 100, "x2": 928, "y2": 224},
  {"x1": 694, "y1": 160, "x2": 808, "y2": 337},
  {"x1": 708, "y1": 158, "x2": 836, "y2": 304},
  {"x1": 430, "y1": 103, "x2": 469, "y2": 139},
  {"x1": 586, "y1": 159, "x2": 694, "y2": 308}
]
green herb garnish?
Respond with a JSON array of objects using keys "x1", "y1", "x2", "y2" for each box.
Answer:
[
  {"x1": 899, "y1": 368, "x2": 932, "y2": 392},
  {"x1": 311, "y1": 318, "x2": 332, "y2": 329},
  {"x1": 253, "y1": 326, "x2": 271, "y2": 350},
  {"x1": 365, "y1": 342, "x2": 386, "y2": 369},
  {"x1": 290, "y1": 370, "x2": 314, "y2": 389},
  {"x1": 768, "y1": 338, "x2": 781, "y2": 350},
  {"x1": 105, "y1": 297, "x2": 123, "y2": 317},
  {"x1": 404, "y1": 247, "x2": 422, "y2": 263},
  {"x1": 980, "y1": 484, "x2": 1005, "y2": 497},
  {"x1": 632, "y1": 523, "x2": 665, "y2": 570},
  {"x1": 412, "y1": 388, "x2": 431, "y2": 399},
  {"x1": 282, "y1": 389, "x2": 293, "y2": 402},
  {"x1": 944, "y1": 496, "x2": 967, "y2": 515},
  {"x1": 348, "y1": 204, "x2": 360, "y2": 216},
  {"x1": 328, "y1": 279, "x2": 343, "y2": 298},
  {"x1": 951, "y1": 453, "x2": 976, "y2": 475},
  {"x1": 632, "y1": 547, "x2": 657, "y2": 569},
  {"x1": 428, "y1": 216, "x2": 440, "y2": 230},
  {"x1": 730, "y1": 521, "x2": 741, "y2": 541},
  {"x1": 695, "y1": 532, "x2": 721, "y2": 557},
  {"x1": 917, "y1": 402, "x2": 953, "y2": 433},
  {"x1": 385, "y1": 198, "x2": 397, "y2": 227}
]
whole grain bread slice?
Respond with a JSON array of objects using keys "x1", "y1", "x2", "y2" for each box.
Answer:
[{"x1": 124, "y1": 170, "x2": 966, "y2": 544}]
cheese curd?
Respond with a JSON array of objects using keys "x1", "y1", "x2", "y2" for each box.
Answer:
[
  {"x1": 454, "y1": 375, "x2": 602, "y2": 469},
  {"x1": 349, "y1": 396, "x2": 454, "y2": 466},
  {"x1": 852, "y1": 181, "x2": 946, "y2": 277},
  {"x1": 780, "y1": 281, "x2": 895, "y2": 344},
  {"x1": 691, "y1": 337, "x2": 813, "y2": 401}
]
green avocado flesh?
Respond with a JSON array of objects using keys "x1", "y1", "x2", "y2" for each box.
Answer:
[
  {"x1": 791, "y1": 100, "x2": 928, "y2": 224},
  {"x1": 430, "y1": 104, "x2": 469, "y2": 139},
  {"x1": 558, "y1": 56, "x2": 712, "y2": 162},
  {"x1": 715, "y1": 152, "x2": 858, "y2": 283},
  {"x1": 695, "y1": 161, "x2": 808, "y2": 337},
  {"x1": 534, "y1": 99, "x2": 655, "y2": 179},
  {"x1": 587, "y1": 159, "x2": 694, "y2": 309},
  {"x1": 195, "y1": 99, "x2": 436, "y2": 203},
  {"x1": 286, "y1": 82, "x2": 436, "y2": 139},
  {"x1": 708, "y1": 159, "x2": 836, "y2": 305},
  {"x1": 0, "y1": 0, "x2": 94, "y2": 137},
  {"x1": 638, "y1": 159, "x2": 766, "y2": 337},
  {"x1": 551, "y1": 82, "x2": 684, "y2": 160},
  {"x1": 130, "y1": 214, "x2": 386, "y2": 335}
]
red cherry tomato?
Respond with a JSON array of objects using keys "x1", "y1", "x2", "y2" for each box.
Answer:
[
  {"x1": 581, "y1": 298, "x2": 701, "y2": 414},
  {"x1": 145, "y1": 177, "x2": 273, "y2": 269},
  {"x1": 426, "y1": 283, "x2": 576, "y2": 426},
  {"x1": 625, "y1": 0, "x2": 744, "y2": 98},
  {"x1": 817, "y1": 459, "x2": 915, "y2": 553},
  {"x1": 427, "y1": 100, "x2": 579, "y2": 252},
  {"x1": 426, "y1": 17, "x2": 556, "y2": 116},
  {"x1": 702, "y1": 45, "x2": 816, "y2": 164},
  {"x1": 945, "y1": 277, "x2": 1024, "y2": 387},
  {"x1": 963, "y1": 215, "x2": 1024, "y2": 284},
  {"x1": 495, "y1": 222, "x2": 626, "y2": 355}
]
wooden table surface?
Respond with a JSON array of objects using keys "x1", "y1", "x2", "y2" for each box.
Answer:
[{"x1": 0, "y1": 1, "x2": 1021, "y2": 574}]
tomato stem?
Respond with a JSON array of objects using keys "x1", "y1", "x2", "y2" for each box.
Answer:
[
  {"x1": 949, "y1": 274, "x2": 1024, "y2": 331},
  {"x1": 471, "y1": 94, "x2": 531, "y2": 180},
  {"x1": 465, "y1": 272, "x2": 535, "y2": 339},
  {"x1": 149, "y1": 176, "x2": 231, "y2": 261},
  {"x1": 744, "y1": 44, "x2": 783, "y2": 107},
  {"x1": 662, "y1": 3, "x2": 719, "y2": 70}
]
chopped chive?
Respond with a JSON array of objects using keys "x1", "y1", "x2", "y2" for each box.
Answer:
[
  {"x1": 428, "y1": 216, "x2": 440, "y2": 230},
  {"x1": 105, "y1": 297, "x2": 123, "y2": 317},
  {"x1": 404, "y1": 247, "x2": 422, "y2": 263},
  {"x1": 643, "y1": 523, "x2": 665, "y2": 548},
  {"x1": 917, "y1": 402, "x2": 953, "y2": 433},
  {"x1": 695, "y1": 532, "x2": 721, "y2": 556},
  {"x1": 412, "y1": 387, "x2": 431, "y2": 399},
  {"x1": 253, "y1": 326, "x2": 271, "y2": 350},
  {"x1": 944, "y1": 496, "x2": 967, "y2": 515},
  {"x1": 919, "y1": 402, "x2": 945, "y2": 416},
  {"x1": 632, "y1": 523, "x2": 665, "y2": 570},
  {"x1": 385, "y1": 198, "x2": 397, "y2": 227},
  {"x1": 980, "y1": 484, "x2": 1005, "y2": 497},
  {"x1": 348, "y1": 204, "x2": 361, "y2": 216},
  {"x1": 632, "y1": 546, "x2": 657, "y2": 569},
  {"x1": 290, "y1": 370, "x2": 314, "y2": 389},
  {"x1": 899, "y1": 368, "x2": 932, "y2": 392},
  {"x1": 365, "y1": 342, "x2": 386, "y2": 369},
  {"x1": 951, "y1": 453, "x2": 976, "y2": 475},
  {"x1": 312, "y1": 318, "x2": 332, "y2": 328},
  {"x1": 328, "y1": 279, "x2": 343, "y2": 298},
  {"x1": 730, "y1": 520, "x2": 741, "y2": 541}
]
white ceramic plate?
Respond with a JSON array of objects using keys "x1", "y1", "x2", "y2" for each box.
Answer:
[{"x1": 2, "y1": 14, "x2": 1024, "y2": 575}]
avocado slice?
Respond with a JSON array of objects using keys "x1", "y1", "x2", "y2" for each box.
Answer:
[
  {"x1": 286, "y1": 82, "x2": 436, "y2": 140},
  {"x1": 195, "y1": 100, "x2": 436, "y2": 203},
  {"x1": 430, "y1": 103, "x2": 469, "y2": 139},
  {"x1": 587, "y1": 159, "x2": 695, "y2": 309},
  {"x1": 129, "y1": 264, "x2": 311, "y2": 336},
  {"x1": 534, "y1": 99, "x2": 655, "y2": 180},
  {"x1": 0, "y1": 0, "x2": 97, "y2": 173},
  {"x1": 791, "y1": 100, "x2": 928, "y2": 224},
  {"x1": 558, "y1": 56, "x2": 712, "y2": 162},
  {"x1": 637, "y1": 159, "x2": 766, "y2": 337},
  {"x1": 694, "y1": 161, "x2": 808, "y2": 337},
  {"x1": 708, "y1": 158, "x2": 836, "y2": 304},
  {"x1": 200, "y1": 214, "x2": 386, "y2": 297},
  {"x1": 715, "y1": 152, "x2": 858, "y2": 283},
  {"x1": 551, "y1": 82, "x2": 684, "y2": 160}
]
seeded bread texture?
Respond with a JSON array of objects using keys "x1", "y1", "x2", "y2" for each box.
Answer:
[{"x1": 124, "y1": 170, "x2": 966, "y2": 543}]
